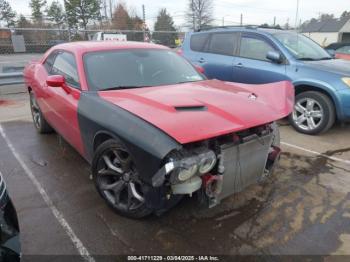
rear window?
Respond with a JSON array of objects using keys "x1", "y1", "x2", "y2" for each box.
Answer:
[
  {"x1": 207, "y1": 33, "x2": 237, "y2": 56},
  {"x1": 190, "y1": 33, "x2": 209, "y2": 52}
]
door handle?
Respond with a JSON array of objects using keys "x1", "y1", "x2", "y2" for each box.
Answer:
[
  {"x1": 198, "y1": 58, "x2": 206, "y2": 63},
  {"x1": 234, "y1": 63, "x2": 244, "y2": 68}
]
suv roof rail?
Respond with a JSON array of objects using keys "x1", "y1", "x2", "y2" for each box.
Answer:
[
  {"x1": 195, "y1": 25, "x2": 283, "y2": 32},
  {"x1": 195, "y1": 25, "x2": 258, "y2": 32}
]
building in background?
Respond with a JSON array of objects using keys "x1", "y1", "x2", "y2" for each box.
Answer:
[{"x1": 302, "y1": 16, "x2": 350, "y2": 46}]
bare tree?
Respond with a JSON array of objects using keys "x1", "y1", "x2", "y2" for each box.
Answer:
[{"x1": 186, "y1": 0, "x2": 213, "y2": 31}]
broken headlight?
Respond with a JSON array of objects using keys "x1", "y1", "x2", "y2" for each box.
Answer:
[
  {"x1": 175, "y1": 157, "x2": 198, "y2": 182},
  {"x1": 198, "y1": 150, "x2": 216, "y2": 174},
  {"x1": 171, "y1": 149, "x2": 216, "y2": 183},
  {"x1": 152, "y1": 148, "x2": 218, "y2": 187},
  {"x1": 178, "y1": 165, "x2": 198, "y2": 181}
]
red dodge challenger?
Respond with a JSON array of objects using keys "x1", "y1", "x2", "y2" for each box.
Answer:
[{"x1": 24, "y1": 41, "x2": 294, "y2": 218}]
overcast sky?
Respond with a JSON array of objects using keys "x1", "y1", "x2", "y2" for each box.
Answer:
[{"x1": 12, "y1": 0, "x2": 350, "y2": 29}]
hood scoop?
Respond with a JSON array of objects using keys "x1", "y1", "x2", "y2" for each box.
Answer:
[{"x1": 174, "y1": 105, "x2": 207, "y2": 112}]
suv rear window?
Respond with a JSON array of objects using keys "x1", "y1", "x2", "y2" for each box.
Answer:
[
  {"x1": 208, "y1": 33, "x2": 237, "y2": 56},
  {"x1": 190, "y1": 33, "x2": 209, "y2": 52}
]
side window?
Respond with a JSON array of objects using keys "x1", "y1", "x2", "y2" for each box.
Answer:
[
  {"x1": 51, "y1": 52, "x2": 80, "y2": 88},
  {"x1": 336, "y1": 46, "x2": 350, "y2": 54},
  {"x1": 43, "y1": 52, "x2": 57, "y2": 72},
  {"x1": 190, "y1": 33, "x2": 210, "y2": 52},
  {"x1": 208, "y1": 33, "x2": 237, "y2": 56},
  {"x1": 239, "y1": 36, "x2": 275, "y2": 61}
]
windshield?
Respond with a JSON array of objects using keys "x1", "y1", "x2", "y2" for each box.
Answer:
[
  {"x1": 274, "y1": 32, "x2": 331, "y2": 60},
  {"x1": 84, "y1": 49, "x2": 205, "y2": 91}
]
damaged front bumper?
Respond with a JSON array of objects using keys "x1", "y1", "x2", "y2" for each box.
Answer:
[
  {"x1": 150, "y1": 123, "x2": 281, "y2": 209},
  {"x1": 204, "y1": 132, "x2": 280, "y2": 207}
]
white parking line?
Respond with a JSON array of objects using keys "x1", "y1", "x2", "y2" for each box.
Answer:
[
  {"x1": 0, "y1": 125, "x2": 95, "y2": 262},
  {"x1": 281, "y1": 141, "x2": 350, "y2": 165}
]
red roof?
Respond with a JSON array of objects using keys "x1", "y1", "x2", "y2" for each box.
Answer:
[{"x1": 51, "y1": 41, "x2": 168, "y2": 54}]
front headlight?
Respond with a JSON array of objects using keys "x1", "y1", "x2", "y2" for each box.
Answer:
[
  {"x1": 342, "y1": 77, "x2": 350, "y2": 87},
  {"x1": 169, "y1": 148, "x2": 217, "y2": 183},
  {"x1": 198, "y1": 150, "x2": 217, "y2": 174}
]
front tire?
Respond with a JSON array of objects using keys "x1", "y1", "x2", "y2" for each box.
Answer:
[
  {"x1": 92, "y1": 139, "x2": 152, "y2": 218},
  {"x1": 289, "y1": 91, "x2": 335, "y2": 135},
  {"x1": 29, "y1": 92, "x2": 53, "y2": 134}
]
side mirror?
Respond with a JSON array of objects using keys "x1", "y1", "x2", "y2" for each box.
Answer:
[
  {"x1": 194, "y1": 65, "x2": 205, "y2": 74},
  {"x1": 266, "y1": 51, "x2": 283, "y2": 64},
  {"x1": 46, "y1": 75, "x2": 65, "y2": 87},
  {"x1": 326, "y1": 49, "x2": 336, "y2": 58}
]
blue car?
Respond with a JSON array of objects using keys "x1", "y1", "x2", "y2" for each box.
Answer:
[{"x1": 180, "y1": 27, "x2": 350, "y2": 135}]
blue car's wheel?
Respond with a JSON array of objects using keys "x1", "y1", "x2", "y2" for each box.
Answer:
[{"x1": 289, "y1": 91, "x2": 335, "y2": 135}]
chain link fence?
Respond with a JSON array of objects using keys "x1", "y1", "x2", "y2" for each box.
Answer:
[{"x1": 0, "y1": 28, "x2": 186, "y2": 54}]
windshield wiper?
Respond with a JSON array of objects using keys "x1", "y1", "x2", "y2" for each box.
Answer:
[
  {"x1": 319, "y1": 57, "x2": 332, "y2": 60},
  {"x1": 298, "y1": 57, "x2": 332, "y2": 61},
  {"x1": 101, "y1": 85, "x2": 151, "y2": 91},
  {"x1": 175, "y1": 80, "x2": 203, "y2": 84},
  {"x1": 297, "y1": 57, "x2": 316, "y2": 61}
]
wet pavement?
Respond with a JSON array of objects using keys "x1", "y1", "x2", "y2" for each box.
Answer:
[{"x1": 0, "y1": 92, "x2": 350, "y2": 258}]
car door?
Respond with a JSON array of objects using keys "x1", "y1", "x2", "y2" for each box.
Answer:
[
  {"x1": 35, "y1": 51, "x2": 58, "y2": 124},
  {"x1": 46, "y1": 51, "x2": 85, "y2": 155},
  {"x1": 185, "y1": 32, "x2": 210, "y2": 65},
  {"x1": 196, "y1": 32, "x2": 238, "y2": 81},
  {"x1": 232, "y1": 33, "x2": 287, "y2": 84}
]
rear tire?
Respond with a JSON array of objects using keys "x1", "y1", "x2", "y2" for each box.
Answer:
[
  {"x1": 289, "y1": 91, "x2": 335, "y2": 135},
  {"x1": 29, "y1": 92, "x2": 53, "y2": 134}
]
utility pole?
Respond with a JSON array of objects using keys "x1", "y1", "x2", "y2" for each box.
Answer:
[
  {"x1": 142, "y1": 5, "x2": 146, "y2": 41},
  {"x1": 109, "y1": 0, "x2": 113, "y2": 22},
  {"x1": 273, "y1": 16, "x2": 276, "y2": 26},
  {"x1": 295, "y1": 0, "x2": 300, "y2": 29},
  {"x1": 98, "y1": 0, "x2": 103, "y2": 28},
  {"x1": 191, "y1": 0, "x2": 196, "y2": 31},
  {"x1": 103, "y1": 0, "x2": 107, "y2": 22},
  {"x1": 240, "y1": 13, "x2": 243, "y2": 26}
]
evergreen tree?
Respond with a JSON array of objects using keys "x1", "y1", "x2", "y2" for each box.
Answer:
[
  {"x1": 46, "y1": 0, "x2": 65, "y2": 28},
  {"x1": 112, "y1": 3, "x2": 131, "y2": 30},
  {"x1": 29, "y1": 0, "x2": 47, "y2": 24},
  {"x1": 152, "y1": 9, "x2": 177, "y2": 47},
  {"x1": 341, "y1": 11, "x2": 350, "y2": 18},
  {"x1": 17, "y1": 14, "x2": 32, "y2": 28},
  {"x1": 64, "y1": 0, "x2": 100, "y2": 30},
  {"x1": 0, "y1": 0, "x2": 16, "y2": 27}
]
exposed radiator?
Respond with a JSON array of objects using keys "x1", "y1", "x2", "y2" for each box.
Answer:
[{"x1": 218, "y1": 133, "x2": 273, "y2": 201}]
